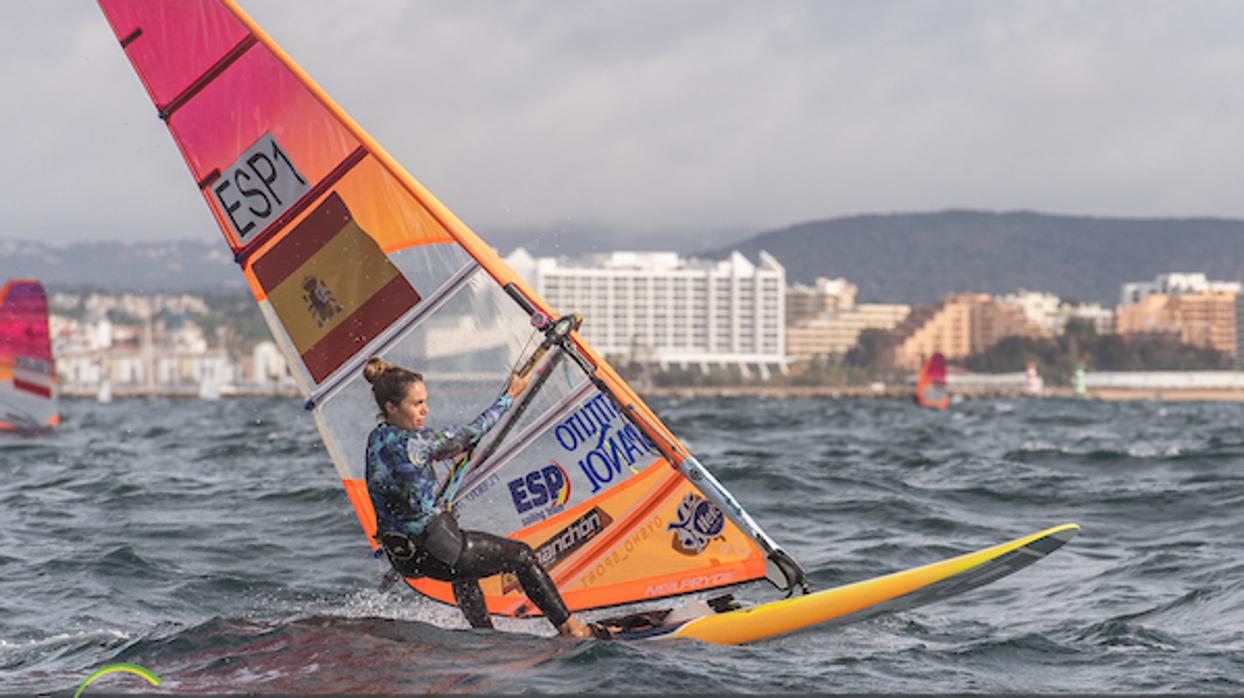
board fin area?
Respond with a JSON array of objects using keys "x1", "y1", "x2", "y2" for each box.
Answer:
[{"x1": 596, "y1": 524, "x2": 1078, "y2": 645}]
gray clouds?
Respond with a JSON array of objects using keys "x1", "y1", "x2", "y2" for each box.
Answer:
[{"x1": 3, "y1": 1, "x2": 1243, "y2": 245}]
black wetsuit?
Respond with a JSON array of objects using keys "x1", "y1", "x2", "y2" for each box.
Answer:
[
  {"x1": 365, "y1": 397, "x2": 570, "y2": 629},
  {"x1": 387, "y1": 531, "x2": 570, "y2": 629}
]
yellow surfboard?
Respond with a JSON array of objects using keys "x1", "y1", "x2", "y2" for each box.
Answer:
[{"x1": 598, "y1": 523, "x2": 1079, "y2": 645}]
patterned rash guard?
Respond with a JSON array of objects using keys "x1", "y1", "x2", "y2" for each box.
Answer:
[{"x1": 365, "y1": 394, "x2": 513, "y2": 538}]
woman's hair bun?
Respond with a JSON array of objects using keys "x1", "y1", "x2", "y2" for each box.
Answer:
[{"x1": 363, "y1": 356, "x2": 391, "y2": 384}]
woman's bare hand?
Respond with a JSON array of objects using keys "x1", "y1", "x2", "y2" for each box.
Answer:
[{"x1": 505, "y1": 371, "x2": 529, "y2": 399}]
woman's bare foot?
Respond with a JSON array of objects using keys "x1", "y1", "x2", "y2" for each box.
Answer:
[{"x1": 556, "y1": 615, "x2": 594, "y2": 639}]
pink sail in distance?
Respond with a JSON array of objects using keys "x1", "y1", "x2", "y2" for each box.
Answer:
[
  {"x1": 0, "y1": 279, "x2": 58, "y2": 431},
  {"x1": 914, "y1": 352, "x2": 950, "y2": 410}
]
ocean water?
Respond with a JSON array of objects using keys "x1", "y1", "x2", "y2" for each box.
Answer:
[{"x1": 2, "y1": 395, "x2": 1242, "y2": 695}]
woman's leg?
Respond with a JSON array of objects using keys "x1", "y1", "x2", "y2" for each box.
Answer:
[
  {"x1": 454, "y1": 530, "x2": 573, "y2": 629},
  {"x1": 451, "y1": 578, "x2": 492, "y2": 629},
  {"x1": 390, "y1": 550, "x2": 492, "y2": 629}
]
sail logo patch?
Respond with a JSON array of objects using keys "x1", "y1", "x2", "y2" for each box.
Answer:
[
  {"x1": 212, "y1": 132, "x2": 310, "y2": 243},
  {"x1": 668, "y1": 493, "x2": 725, "y2": 556},
  {"x1": 509, "y1": 462, "x2": 571, "y2": 526},
  {"x1": 302, "y1": 276, "x2": 343, "y2": 327},
  {"x1": 553, "y1": 393, "x2": 657, "y2": 493},
  {"x1": 501, "y1": 506, "x2": 612, "y2": 594}
]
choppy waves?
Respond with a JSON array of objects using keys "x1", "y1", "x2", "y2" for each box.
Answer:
[{"x1": 2, "y1": 396, "x2": 1243, "y2": 693}]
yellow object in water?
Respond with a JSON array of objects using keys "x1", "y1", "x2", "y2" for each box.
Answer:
[{"x1": 668, "y1": 523, "x2": 1080, "y2": 645}]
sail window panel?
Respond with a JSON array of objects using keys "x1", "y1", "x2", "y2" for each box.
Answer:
[
  {"x1": 168, "y1": 43, "x2": 360, "y2": 220},
  {"x1": 0, "y1": 380, "x2": 58, "y2": 430},
  {"x1": 450, "y1": 379, "x2": 650, "y2": 537},
  {"x1": 315, "y1": 269, "x2": 562, "y2": 482},
  {"x1": 100, "y1": 0, "x2": 250, "y2": 108}
]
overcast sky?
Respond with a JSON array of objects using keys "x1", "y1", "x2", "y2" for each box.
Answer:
[{"x1": 4, "y1": 1, "x2": 1244, "y2": 247}]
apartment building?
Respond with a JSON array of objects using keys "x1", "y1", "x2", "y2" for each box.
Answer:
[
  {"x1": 1116, "y1": 291, "x2": 1237, "y2": 356},
  {"x1": 786, "y1": 277, "x2": 857, "y2": 325},
  {"x1": 1114, "y1": 294, "x2": 1177, "y2": 335},
  {"x1": 506, "y1": 248, "x2": 787, "y2": 376},
  {"x1": 1120, "y1": 272, "x2": 1241, "y2": 305},
  {"x1": 786, "y1": 304, "x2": 910, "y2": 362},
  {"x1": 997, "y1": 290, "x2": 1114, "y2": 335},
  {"x1": 893, "y1": 294, "x2": 1047, "y2": 369}
]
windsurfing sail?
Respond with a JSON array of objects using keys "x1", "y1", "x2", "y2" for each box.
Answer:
[
  {"x1": 0, "y1": 279, "x2": 58, "y2": 431},
  {"x1": 98, "y1": 0, "x2": 808, "y2": 617},
  {"x1": 914, "y1": 352, "x2": 949, "y2": 410}
]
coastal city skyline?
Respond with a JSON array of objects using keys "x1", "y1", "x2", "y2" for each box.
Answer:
[
  {"x1": 5, "y1": 2, "x2": 1244, "y2": 249},
  {"x1": 45, "y1": 249, "x2": 1244, "y2": 398}
]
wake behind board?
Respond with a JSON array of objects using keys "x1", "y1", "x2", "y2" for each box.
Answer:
[{"x1": 596, "y1": 523, "x2": 1078, "y2": 645}]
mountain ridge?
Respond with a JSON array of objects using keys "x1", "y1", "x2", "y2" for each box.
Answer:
[
  {"x1": 700, "y1": 209, "x2": 1244, "y2": 305},
  {"x1": 6, "y1": 209, "x2": 1244, "y2": 305}
]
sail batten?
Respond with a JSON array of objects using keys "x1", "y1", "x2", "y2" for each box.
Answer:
[
  {"x1": 158, "y1": 34, "x2": 258, "y2": 120},
  {"x1": 101, "y1": 0, "x2": 807, "y2": 614}
]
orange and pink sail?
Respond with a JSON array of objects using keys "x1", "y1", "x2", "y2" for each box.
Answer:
[
  {"x1": 914, "y1": 352, "x2": 949, "y2": 410},
  {"x1": 0, "y1": 279, "x2": 58, "y2": 431},
  {"x1": 98, "y1": 0, "x2": 806, "y2": 616}
]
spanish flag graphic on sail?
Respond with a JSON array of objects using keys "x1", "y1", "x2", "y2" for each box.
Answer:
[{"x1": 250, "y1": 192, "x2": 420, "y2": 382}]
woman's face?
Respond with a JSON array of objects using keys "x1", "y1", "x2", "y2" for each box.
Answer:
[{"x1": 385, "y1": 380, "x2": 429, "y2": 430}]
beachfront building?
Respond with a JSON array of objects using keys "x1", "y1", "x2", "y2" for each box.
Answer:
[
  {"x1": 1237, "y1": 298, "x2": 1244, "y2": 369},
  {"x1": 892, "y1": 294, "x2": 1048, "y2": 369},
  {"x1": 1173, "y1": 292, "x2": 1238, "y2": 356},
  {"x1": 52, "y1": 304, "x2": 296, "y2": 397},
  {"x1": 784, "y1": 275, "x2": 909, "y2": 363},
  {"x1": 1117, "y1": 273, "x2": 1240, "y2": 358},
  {"x1": 786, "y1": 304, "x2": 911, "y2": 362},
  {"x1": 506, "y1": 248, "x2": 787, "y2": 377},
  {"x1": 997, "y1": 290, "x2": 1061, "y2": 333},
  {"x1": 997, "y1": 290, "x2": 1114, "y2": 335},
  {"x1": 1120, "y1": 272, "x2": 1241, "y2": 305},
  {"x1": 786, "y1": 277, "x2": 857, "y2": 325},
  {"x1": 1116, "y1": 291, "x2": 1238, "y2": 357},
  {"x1": 1064, "y1": 303, "x2": 1115, "y2": 335}
]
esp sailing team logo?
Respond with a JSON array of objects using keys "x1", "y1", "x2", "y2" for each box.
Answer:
[
  {"x1": 668, "y1": 492, "x2": 726, "y2": 556},
  {"x1": 508, "y1": 461, "x2": 571, "y2": 526}
]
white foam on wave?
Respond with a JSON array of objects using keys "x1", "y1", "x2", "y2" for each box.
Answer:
[
  {"x1": 336, "y1": 588, "x2": 556, "y2": 637},
  {"x1": 0, "y1": 627, "x2": 130, "y2": 651},
  {"x1": 245, "y1": 582, "x2": 558, "y2": 639},
  {"x1": 1124, "y1": 443, "x2": 1183, "y2": 458}
]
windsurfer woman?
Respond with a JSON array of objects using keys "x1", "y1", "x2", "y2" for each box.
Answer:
[{"x1": 362, "y1": 357, "x2": 604, "y2": 639}]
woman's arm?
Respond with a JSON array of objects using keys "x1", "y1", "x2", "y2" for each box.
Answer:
[
  {"x1": 416, "y1": 372, "x2": 529, "y2": 462},
  {"x1": 422, "y1": 393, "x2": 513, "y2": 461}
]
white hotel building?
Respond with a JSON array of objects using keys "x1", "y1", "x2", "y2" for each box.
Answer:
[{"x1": 505, "y1": 249, "x2": 787, "y2": 377}]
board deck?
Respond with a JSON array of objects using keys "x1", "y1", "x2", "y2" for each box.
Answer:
[{"x1": 598, "y1": 523, "x2": 1079, "y2": 644}]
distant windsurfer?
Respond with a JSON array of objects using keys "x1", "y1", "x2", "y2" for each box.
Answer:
[{"x1": 362, "y1": 357, "x2": 606, "y2": 639}]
